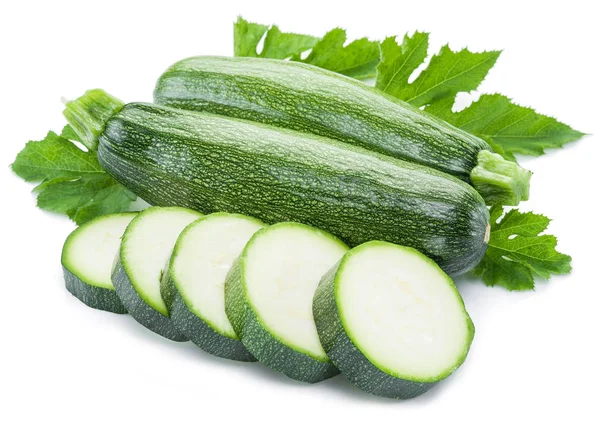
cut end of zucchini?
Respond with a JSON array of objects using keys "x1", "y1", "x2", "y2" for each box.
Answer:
[
  {"x1": 63, "y1": 89, "x2": 124, "y2": 151},
  {"x1": 313, "y1": 241, "x2": 474, "y2": 399},
  {"x1": 470, "y1": 150, "x2": 532, "y2": 206}
]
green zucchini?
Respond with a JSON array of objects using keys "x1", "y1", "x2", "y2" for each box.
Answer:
[
  {"x1": 61, "y1": 212, "x2": 136, "y2": 314},
  {"x1": 112, "y1": 206, "x2": 202, "y2": 341},
  {"x1": 160, "y1": 213, "x2": 265, "y2": 361},
  {"x1": 313, "y1": 241, "x2": 474, "y2": 399},
  {"x1": 224, "y1": 222, "x2": 349, "y2": 382},
  {"x1": 64, "y1": 89, "x2": 490, "y2": 276},
  {"x1": 154, "y1": 56, "x2": 531, "y2": 206}
]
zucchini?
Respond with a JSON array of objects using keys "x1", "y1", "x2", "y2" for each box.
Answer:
[
  {"x1": 224, "y1": 222, "x2": 349, "y2": 383},
  {"x1": 161, "y1": 213, "x2": 265, "y2": 361},
  {"x1": 61, "y1": 212, "x2": 136, "y2": 314},
  {"x1": 313, "y1": 241, "x2": 474, "y2": 399},
  {"x1": 112, "y1": 206, "x2": 202, "y2": 341},
  {"x1": 154, "y1": 56, "x2": 531, "y2": 206},
  {"x1": 65, "y1": 89, "x2": 490, "y2": 276}
]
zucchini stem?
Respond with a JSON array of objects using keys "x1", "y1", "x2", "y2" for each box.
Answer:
[
  {"x1": 63, "y1": 89, "x2": 124, "y2": 151},
  {"x1": 470, "y1": 151, "x2": 531, "y2": 206}
]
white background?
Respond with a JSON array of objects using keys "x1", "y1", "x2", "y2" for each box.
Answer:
[{"x1": 1, "y1": 1, "x2": 598, "y2": 420}]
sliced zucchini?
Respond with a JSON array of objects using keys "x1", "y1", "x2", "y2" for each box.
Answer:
[
  {"x1": 313, "y1": 241, "x2": 475, "y2": 399},
  {"x1": 161, "y1": 213, "x2": 266, "y2": 361},
  {"x1": 112, "y1": 206, "x2": 202, "y2": 341},
  {"x1": 225, "y1": 222, "x2": 349, "y2": 383},
  {"x1": 62, "y1": 212, "x2": 136, "y2": 314}
]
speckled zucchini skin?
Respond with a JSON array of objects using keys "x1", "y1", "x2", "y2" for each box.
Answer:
[
  {"x1": 97, "y1": 103, "x2": 489, "y2": 276},
  {"x1": 160, "y1": 268, "x2": 256, "y2": 361},
  {"x1": 111, "y1": 257, "x2": 187, "y2": 342},
  {"x1": 63, "y1": 267, "x2": 127, "y2": 314},
  {"x1": 224, "y1": 257, "x2": 339, "y2": 383},
  {"x1": 154, "y1": 56, "x2": 492, "y2": 181}
]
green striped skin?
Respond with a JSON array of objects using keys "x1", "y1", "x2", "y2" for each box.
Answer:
[
  {"x1": 63, "y1": 267, "x2": 127, "y2": 314},
  {"x1": 160, "y1": 259, "x2": 257, "y2": 362},
  {"x1": 154, "y1": 56, "x2": 491, "y2": 181},
  {"x1": 97, "y1": 103, "x2": 489, "y2": 276},
  {"x1": 111, "y1": 257, "x2": 187, "y2": 342},
  {"x1": 312, "y1": 244, "x2": 475, "y2": 399},
  {"x1": 224, "y1": 236, "x2": 340, "y2": 383}
]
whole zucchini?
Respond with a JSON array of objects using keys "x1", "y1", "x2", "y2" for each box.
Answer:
[
  {"x1": 154, "y1": 56, "x2": 531, "y2": 206},
  {"x1": 64, "y1": 90, "x2": 490, "y2": 276}
]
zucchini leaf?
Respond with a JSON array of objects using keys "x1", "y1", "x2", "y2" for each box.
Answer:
[
  {"x1": 426, "y1": 94, "x2": 586, "y2": 157},
  {"x1": 234, "y1": 17, "x2": 318, "y2": 60},
  {"x1": 11, "y1": 127, "x2": 136, "y2": 225},
  {"x1": 234, "y1": 18, "x2": 378, "y2": 80},
  {"x1": 296, "y1": 28, "x2": 380, "y2": 80},
  {"x1": 473, "y1": 205, "x2": 572, "y2": 290},
  {"x1": 375, "y1": 33, "x2": 430, "y2": 97},
  {"x1": 376, "y1": 34, "x2": 500, "y2": 107}
]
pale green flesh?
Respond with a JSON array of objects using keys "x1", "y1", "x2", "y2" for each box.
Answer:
[
  {"x1": 121, "y1": 207, "x2": 202, "y2": 315},
  {"x1": 62, "y1": 213, "x2": 137, "y2": 289},
  {"x1": 171, "y1": 213, "x2": 266, "y2": 337},
  {"x1": 336, "y1": 242, "x2": 473, "y2": 381},
  {"x1": 244, "y1": 223, "x2": 349, "y2": 360}
]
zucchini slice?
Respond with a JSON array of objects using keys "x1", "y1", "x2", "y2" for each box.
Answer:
[
  {"x1": 112, "y1": 206, "x2": 202, "y2": 341},
  {"x1": 313, "y1": 241, "x2": 475, "y2": 399},
  {"x1": 225, "y1": 222, "x2": 349, "y2": 383},
  {"x1": 62, "y1": 213, "x2": 136, "y2": 314},
  {"x1": 161, "y1": 213, "x2": 266, "y2": 361}
]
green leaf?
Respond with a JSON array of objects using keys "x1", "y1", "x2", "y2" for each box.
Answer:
[
  {"x1": 375, "y1": 32, "x2": 430, "y2": 96},
  {"x1": 233, "y1": 17, "x2": 268, "y2": 57},
  {"x1": 234, "y1": 17, "x2": 318, "y2": 60},
  {"x1": 260, "y1": 25, "x2": 319, "y2": 59},
  {"x1": 11, "y1": 128, "x2": 136, "y2": 224},
  {"x1": 60, "y1": 124, "x2": 82, "y2": 142},
  {"x1": 11, "y1": 131, "x2": 102, "y2": 182},
  {"x1": 73, "y1": 183, "x2": 137, "y2": 225},
  {"x1": 473, "y1": 205, "x2": 572, "y2": 290},
  {"x1": 299, "y1": 28, "x2": 380, "y2": 79},
  {"x1": 426, "y1": 94, "x2": 586, "y2": 156},
  {"x1": 376, "y1": 37, "x2": 500, "y2": 107}
]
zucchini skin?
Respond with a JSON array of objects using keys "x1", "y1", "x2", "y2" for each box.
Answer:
[
  {"x1": 63, "y1": 267, "x2": 127, "y2": 314},
  {"x1": 154, "y1": 56, "x2": 491, "y2": 181},
  {"x1": 97, "y1": 103, "x2": 489, "y2": 276},
  {"x1": 111, "y1": 258, "x2": 188, "y2": 342},
  {"x1": 160, "y1": 268, "x2": 257, "y2": 362},
  {"x1": 225, "y1": 256, "x2": 339, "y2": 383}
]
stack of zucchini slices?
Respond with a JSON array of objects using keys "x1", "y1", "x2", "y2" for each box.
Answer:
[{"x1": 62, "y1": 206, "x2": 474, "y2": 399}]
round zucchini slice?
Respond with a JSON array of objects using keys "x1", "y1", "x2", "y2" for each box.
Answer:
[
  {"x1": 112, "y1": 206, "x2": 202, "y2": 341},
  {"x1": 313, "y1": 241, "x2": 475, "y2": 399},
  {"x1": 62, "y1": 212, "x2": 136, "y2": 314},
  {"x1": 161, "y1": 213, "x2": 266, "y2": 361},
  {"x1": 225, "y1": 222, "x2": 349, "y2": 383}
]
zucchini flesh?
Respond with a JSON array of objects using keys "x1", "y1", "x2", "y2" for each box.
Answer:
[
  {"x1": 65, "y1": 90, "x2": 490, "y2": 276},
  {"x1": 161, "y1": 213, "x2": 265, "y2": 361},
  {"x1": 112, "y1": 206, "x2": 201, "y2": 341},
  {"x1": 61, "y1": 212, "x2": 136, "y2": 314},
  {"x1": 313, "y1": 241, "x2": 475, "y2": 399},
  {"x1": 225, "y1": 222, "x2": 349, "y2": 383},
  {"x1": 154, "y1": 56, "x2": 531, "y2": 206}
]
